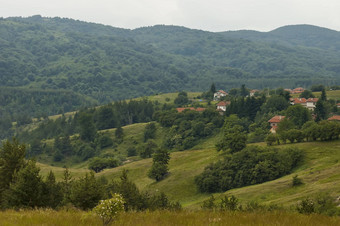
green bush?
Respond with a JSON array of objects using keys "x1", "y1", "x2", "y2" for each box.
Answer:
[{"x1": 88, "y1": 157, "x2": 120, "y2": 173}]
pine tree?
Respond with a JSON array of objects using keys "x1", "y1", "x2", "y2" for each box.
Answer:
[
  {"x1": 78, "y1": 113, "x2": 96, "y2": 142},
  {"x1": 0, "y1": 138, "x2": 26, "y2": 203},
  {"x1": 321, "y1": 88, "x2": 327, "y2": 101},
  {"x1": 210, "y1": 83, "x2": 216, "y2": 94},
  {"x1": 5, "y1": 160, "x2": 44, "y2": 208},
  {"x1": 70, "y1": 172, "x2": 103, "y2": 210},
  {"x1": 61, "y1": 167, "x2": 73, "y2": 205},
  {"x1": 315, "y1": 100, "x2": 326, "y2": 121}
]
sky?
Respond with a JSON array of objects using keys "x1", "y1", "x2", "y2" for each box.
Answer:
[{"x1": 1, "y1": 0, "x2": 340, "y2": 32}]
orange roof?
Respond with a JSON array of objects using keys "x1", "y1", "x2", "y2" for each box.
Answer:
[
  {"x1": 268, "y1": 115, "x2": 285, "y2": 123},
  {"x1": 327, "y1": 115, "x2": 340, "y2": 121},
  {"x1": 290, "y1": 98, "x2": 306, "y2": 104},
  {"x1": 218, "y1": 90, "x2": 228, "y2": 95},
  {"x1": 306, "y1": 98, "x2": 319, "y2": 103},
  {"x1": 217, "y1": 101, "x2": 230, "y2": 106}
]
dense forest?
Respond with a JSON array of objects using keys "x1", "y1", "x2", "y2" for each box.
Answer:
[{"x1": 1, "y1": 15, "x2": 340, "y2": 121}]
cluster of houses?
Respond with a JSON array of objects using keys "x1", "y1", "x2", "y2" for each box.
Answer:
[
  {"x1": 284, "y1": 87, "x2": 305, "y2": 94},
  {"x1": 175, "y1": 88, "x2": 339, "y2": 133},
  {"x1": 290, "y1": 97, "x2": 319, "y2": 110}
]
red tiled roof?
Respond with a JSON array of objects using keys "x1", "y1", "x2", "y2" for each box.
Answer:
[
  {"x1": 216, "y1": 101, "x2": 230, "y2": 106},
  {"x1": 268, "y1": 115, "x2": 285, "y2": 123},
  {"x1": 327, "y1": 115, "x2": 340, "y2": 121},
  {"x1": 306, "y1": 98, "x2": 319, "y2": 103},
  {"x1": 218, "y1": 90, "x2": 228, "y2": 95},
  {"x1": 291, "y1": 98, "x2": 306, "y2": 104}
]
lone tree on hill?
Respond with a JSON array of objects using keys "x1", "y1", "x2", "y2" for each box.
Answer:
[{"x1": 148, "y1": 149, "x2": 170, "y2": 181}]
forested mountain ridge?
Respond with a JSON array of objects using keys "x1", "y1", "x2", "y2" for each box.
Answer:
[
  {"x1": 220, "y1": 24, "x2": 340, "y2": 52},
  {"x1": 1, "y1": 16, "x2": 340, "y2": 121}
]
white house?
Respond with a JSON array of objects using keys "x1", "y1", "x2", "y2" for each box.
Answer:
[
  {"x1": 216, "y1": 101, "x2": 230, "y2": 112},
  {"x1": 214, "y1": 90, "x2": 228, "y2": 100}
]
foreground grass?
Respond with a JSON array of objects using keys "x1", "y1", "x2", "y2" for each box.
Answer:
[{"x1": 0, "y1": 210, "x2": 339, "y2": 226}]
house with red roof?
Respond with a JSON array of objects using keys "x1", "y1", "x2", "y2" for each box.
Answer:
[
  {"x1": 214, "y1": 90, "x2": 228, "y2": 100},
  {"x1": 306, "y1": 98, "x2": 319, "y2": 110},
  {"x1": 290, "y1": 98, "x2": 318, "y2": 110},
  {"x1": 291, "y1": 87, "x2": 305, "y2": 94},
  {"x1": 268, "y1": 115, "x2": 285, "y2": 133},
  {"x1": 249, "y1": 89, "x2": 259, "y2": 97},
  {"x1": 216, "y1": 101, "x2": 230, "y2": 112}
]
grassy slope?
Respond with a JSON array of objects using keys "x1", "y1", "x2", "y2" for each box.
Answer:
[
  {"x1": 96, "y1": 139, "x2": 340, "y2": 209},
  {"x1": 38, "y1": 137, "x2": 340, "y2": 209}
]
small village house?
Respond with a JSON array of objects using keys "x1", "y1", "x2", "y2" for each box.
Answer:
[
  {"x1": 214, "y1": 90, "x2": 228, "y2": 100},
  {"x1": 290, "y1": 98, "x2": 318, "y2": 110},
  {"x1": 268, "y1": 115, "x2": 285, "y2": 133},
  {"x1": 290, "y1": 87, "x2": 305, "y2": 94},
  {"x1": 249, "y1": 89, "x2": 259, "y2": 97},
  {"x1": 216, "y1": 101, "x2": 230, "y2": 112}
]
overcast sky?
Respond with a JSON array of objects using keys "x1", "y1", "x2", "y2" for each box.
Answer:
[{"x1": 1, "y1": 0, "x2": 340, "y2": 32}]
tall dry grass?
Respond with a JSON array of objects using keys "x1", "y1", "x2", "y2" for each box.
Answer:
[{"x1": 1, "y1": 209, "x2": 339, "y2": 226}]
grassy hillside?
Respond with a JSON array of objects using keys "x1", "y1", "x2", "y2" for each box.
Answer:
[
  {"x1": 94, "y1": 140, "x2": 340, "y2": 209},
  {"x1": 37, "y1": 136, "x2": 340, "y2": 209}
]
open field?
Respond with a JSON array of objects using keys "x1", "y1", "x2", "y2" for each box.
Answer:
[
  {"x1": 1, "y1": 209, "x2": 340, "y2": 226},
  {"x1": 133, "y1": 92, "x2": 202, "y2": 104},
  {"x1": 292, "y1": 90, "x2": 340, "y2": 100}
]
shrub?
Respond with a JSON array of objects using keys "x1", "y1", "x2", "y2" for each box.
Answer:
[
  {"x1": 296, "y1": 198, "x2": 315, "y2": 214},
  {"x1": 93, "y1": 193, "x2": 125, "y2": 226},
  {"x1": 88, "y1": 157, "x2": 120, "y2": 173},
  {"x1": 220, "y1": 195, "x2": 239, "y2": 211},
  {"x1": 265, "y1": 134, "x2": 277, "y2": 146},
  {"x1": 292, "y1": 175, "x2": 303, "y2": 187},
  {"x1": 127, "y1": 147, "x2": 137, "y2": 157},
  {"x1": 201, "y1": 195, "x2": 216, "y2": 210}
]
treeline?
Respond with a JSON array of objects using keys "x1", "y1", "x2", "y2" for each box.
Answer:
[
  {"x1": 17, "y1": 99, "x2": 156, "y2": 163},
  {"x1": 0, "y1": 139, "x2": 180, "y2": 210},
  {"x1": 195, "y1": 145, "x2": 303, "y2": 193},
  {"x1": 266, "y1": 120, "x2": 340, "y2": 145},
  {"x1": 0, "y1": 87, "x2": 97, "y2": 140},
  {"x1": 155, "y1": 108, "x2": 224, "y2": 150},
  {"x1": 20, "y1": 99, "x2": 156, "y2": 142}
]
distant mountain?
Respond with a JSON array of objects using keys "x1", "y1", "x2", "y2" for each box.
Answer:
[
  {"x1": 220, "y1": 24, "x2": 340, "y2": 52},
  {"x1": 1, "y1": 16, "x2": 340, "y2": 119}
]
